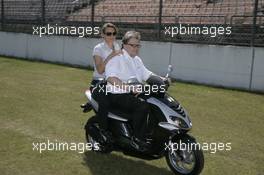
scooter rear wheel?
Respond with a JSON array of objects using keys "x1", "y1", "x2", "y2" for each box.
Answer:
[{"x1": 85, "y1": 116, "x2": 112, "y2": 153}]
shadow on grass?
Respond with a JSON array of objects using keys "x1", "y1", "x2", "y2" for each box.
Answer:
[{"x1": 83, "y1": 151, "x2": 173, "y2": 175}]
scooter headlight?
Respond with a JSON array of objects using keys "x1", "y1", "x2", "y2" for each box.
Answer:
[{"x1": 169, "y1": 116, "x2": 189, "y2": 129}]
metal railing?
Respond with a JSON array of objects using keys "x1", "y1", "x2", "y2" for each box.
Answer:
[{"x1": 0, "y1": 0, "x2": 263, "y2": 46}]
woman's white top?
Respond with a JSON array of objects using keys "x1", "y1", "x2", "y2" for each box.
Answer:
[{"x1": 92, "y1": 41, "x2": 120, "y2": 79}]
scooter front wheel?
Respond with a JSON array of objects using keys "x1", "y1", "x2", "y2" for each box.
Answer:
[{"x1": 165, "y1": 135, "x2": 204, "y2": 175}]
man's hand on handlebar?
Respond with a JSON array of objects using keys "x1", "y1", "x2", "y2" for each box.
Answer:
[{"x1": 131, "y1": 84, "x2": 143, "y2": 97}]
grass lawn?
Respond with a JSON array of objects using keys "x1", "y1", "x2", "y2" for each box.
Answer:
[{"x1": 0, "y1": 56, "x2": 263, "y2": 175}]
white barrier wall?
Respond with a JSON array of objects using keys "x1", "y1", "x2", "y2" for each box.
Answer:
[
  {"x1": 252, "y1": 47, "x2": 264, "y2": 92},
  {"x1": 0, "y1": 32, "x2": 28, "y2": 58},
  {"x1": 0, "y1": 31, "x2": 263, "y2": 92},
  {"x1": 140, "y1": 41, "x2": 171, "y2": 76},
  {"x1": 170, "y1": 44, "x2": 252, "y2": 89},
  {"x1": 27, "y1": 34, "x2": 64, "y2": 62}
]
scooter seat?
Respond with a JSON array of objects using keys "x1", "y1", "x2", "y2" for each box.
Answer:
[{"x1": 86, "y1": 90, "x2": 130, "y2": 122}]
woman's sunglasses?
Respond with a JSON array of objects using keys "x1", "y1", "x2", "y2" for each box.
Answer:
[
  {"x1": 105, "y1": 32, "x2": 117, "y2": 36},
  {"x1": 127, "y1": 43, "x2": 141, "y2": 48}
]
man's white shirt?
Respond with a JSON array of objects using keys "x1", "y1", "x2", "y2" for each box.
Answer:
[{"x1": 105, "y1": 49, "x2": 152, "y2": 94}]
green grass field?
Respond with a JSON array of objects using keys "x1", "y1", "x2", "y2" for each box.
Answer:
[{"x1": 0, "y1": 56, "x2": 263, "y2": 175}]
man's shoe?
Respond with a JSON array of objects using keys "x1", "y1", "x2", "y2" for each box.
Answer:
[
  {"x1": 80, "y1": 102, "x2": 93, "y2": 113},
  {"x1": 130, "y1": 136, "x2": 150, "y2": 152}
]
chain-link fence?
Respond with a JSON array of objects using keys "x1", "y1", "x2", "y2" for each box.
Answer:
[{"x1": 0, "y1": 0, "x2": 263, "y2": 46}]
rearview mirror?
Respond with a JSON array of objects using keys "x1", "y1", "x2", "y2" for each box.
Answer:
[{"x1": 165, "y1": 65, "x2": 173, "y2": 78}]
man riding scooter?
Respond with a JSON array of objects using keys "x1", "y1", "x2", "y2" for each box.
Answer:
[{"x1": 105, "y1": 31, "x2": 166, "y2": 151}]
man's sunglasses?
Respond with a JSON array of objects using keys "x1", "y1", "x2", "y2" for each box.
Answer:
[
  {"x1": 127, "y1": 43, "x2": 141, "y2": 48},
  {"x1": 105, "y1": 32, "x2": 117, "y2": 36}
]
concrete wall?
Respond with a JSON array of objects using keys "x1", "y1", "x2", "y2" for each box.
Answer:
[
  {"x1": 0, "y1": 31, "x2": 263, "y2": 92},
  {"x1": 170, "y1": 44, "x2": 252, "y2": 89},
  {"x1": 252, "y1": 47, "x2": 264, "y2": 92}
]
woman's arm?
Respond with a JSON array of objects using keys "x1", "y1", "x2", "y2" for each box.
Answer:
[{"x1": 93, "y1": 55, "x2": 105, "y2": 74}]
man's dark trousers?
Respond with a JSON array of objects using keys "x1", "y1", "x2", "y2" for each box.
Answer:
[{"x1": 107, "y1": 93, "x2": 149, "y2": 141}]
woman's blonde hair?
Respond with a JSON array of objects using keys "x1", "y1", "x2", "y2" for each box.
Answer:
[{"x1": 101, "y1": 23, "x2": 118, "y2": 34}]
